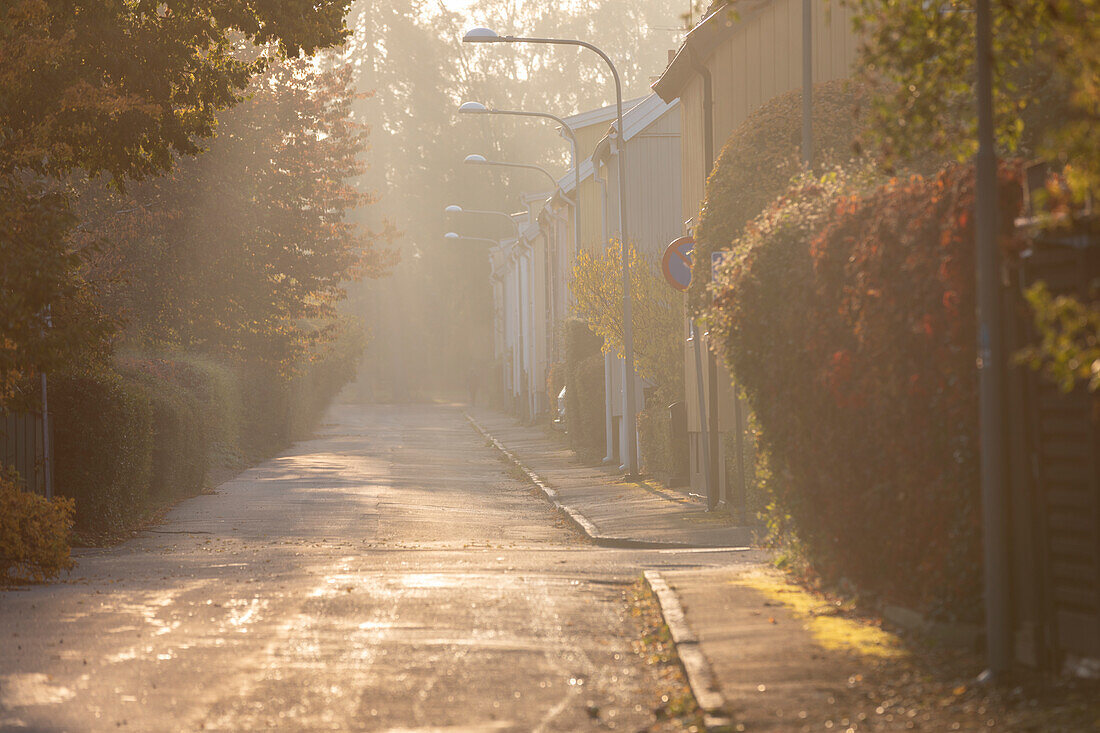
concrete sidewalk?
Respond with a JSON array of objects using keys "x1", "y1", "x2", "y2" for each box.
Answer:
[
  {"x1": 466, "y1": 408, "x2": 757, "y2": 549},
  {"x1": 467, "y1": 408, "x2": 922, "y2": 732}
]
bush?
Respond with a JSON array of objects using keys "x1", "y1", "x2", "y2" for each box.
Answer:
[
  {"x1": 50, "y1": 367, "x2": 153, "y2": 536},
  {"x1": 564, "y1": 318, "x2": 606, "y2": 459},
  {"x1": 706, "y1": 163, "x2": 1024, "y2": 618},
  {"x1": 175, "y1": 354, "x2": 245, "y2": 468},
  {"x1": 117, "y1": 358, "x2": 208, "y2": 500},
  {"x1": 637, "y1": 386, "x2": 687, "y2": 482},
  {"x1": 693, "y1": 80, "x2": 867, "y2": 311},
  {"x1": 45, "y1": 322, "x2": 363, "y2": 539},
  {"x1": 0, "y1": 468, "x2": 75, "y2": 583}
]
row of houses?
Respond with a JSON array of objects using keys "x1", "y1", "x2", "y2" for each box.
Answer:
[
  {"x1": 474, "y1": 0, "x2": 858, "y2": 495},
  {"x1": 465, "y1": 0, "x2": 1100, "y2": 674}
]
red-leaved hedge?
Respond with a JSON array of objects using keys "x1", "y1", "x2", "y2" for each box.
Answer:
[{"x1": 707, "y1": 163, "x2": 1023, "y2": 618}]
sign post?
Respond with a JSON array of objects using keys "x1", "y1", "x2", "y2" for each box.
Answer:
[{"x1": 664, "y1": 236, "x2": 717, "y2": 509}]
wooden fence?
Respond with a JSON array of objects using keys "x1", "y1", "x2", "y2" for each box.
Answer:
[
  {"x1": 1006, "y1": 228, "x2": 1100, "y2": 670},
  {"x1": 1, "y1": 412, "x2": 47, "y2": 495}
]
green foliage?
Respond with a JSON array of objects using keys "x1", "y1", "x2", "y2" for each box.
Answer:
[
  {"x1": 0, "y1": 468, "x2": 75, "y2": 584},
  {"x1": 173, "y1": 355, "x2": 246, "y2": 468},
  {"x1": 77, "y1": 57, "x2": 395, "y2": 372},
  {"x1": 563, "y1": 319, "x2": 606, "y2": 459},
  {"x1": 0, "y1": 0, "x2": 365, "y2": 413},
  {"x1": 51, "y1": 367, "x2": 154, "y2": 536},
  {"x1": 0, "y1": 0, "x2": 350, "y2": 182},
  {"x1": 571, "y1": 239, "x2": 683, "y2": 393},
  {"x1": 692, "y1": 80, "x2": 868, "y2": 311},
  {"x1": 118, "y1": 358, "x2": 208, "y2": 500},
  {"x1": 1017, "y1": 280, "x2": 1100, "y2": 392},
  {"x1": 848, "y1": 0, "x2": 1100, "y2": 196},
  {"x1": 570, "y1": 239, "x2": 684, "y2": 475},
  {"x1": 0, "y1": 177, "x2": 112, "y2": 407},
  {"x1": 706, "y1": 162, "x2": 1025, "y2": 617}
]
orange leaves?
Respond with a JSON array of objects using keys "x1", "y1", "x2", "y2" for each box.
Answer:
[
  {"x1": 0, "y1": 468, "x2": 75, "y2": 584},
  {"x1": 705, "y1": 161, "x2": 1028, "y2": 615}
]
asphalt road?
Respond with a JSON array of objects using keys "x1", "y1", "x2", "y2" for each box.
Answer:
[{"x1": 0, "y1": 403, "x2": 760, "y2": 732}]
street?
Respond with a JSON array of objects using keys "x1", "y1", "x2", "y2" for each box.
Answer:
[{"x1": 0, "y1": 404, "x2": 758, "y2": 731}]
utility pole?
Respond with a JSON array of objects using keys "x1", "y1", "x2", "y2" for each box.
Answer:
[{"x1": 975, "y1": 0, "x2": 1009, "y2": 680}]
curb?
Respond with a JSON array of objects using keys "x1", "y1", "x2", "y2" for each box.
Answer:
[
  {"x1": 465, "y1": 413, "x2": 706, "y2": 550},
  {"x1": 643, "y1": 570, "x2": 733, "y2": 732}
]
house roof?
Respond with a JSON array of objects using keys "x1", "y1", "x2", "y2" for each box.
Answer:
[
  {"x1": 591, "y1": 93, "x2": 679, "y2": 164},
  {"x1": 562, "y1": 96, "x2": 647, "y2": 131},
  {"x1": 556, "y1": 158, "x2": 596, "y2": 195},
  {"x1": 651, "y1": 0, "x2": 773, "y2": 103}
]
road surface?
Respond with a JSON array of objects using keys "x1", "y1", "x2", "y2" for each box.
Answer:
[{"x1": 0, "y1": 404, "x2": 759, "y2": 731}]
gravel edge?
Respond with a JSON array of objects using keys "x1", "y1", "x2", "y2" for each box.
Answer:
[{"x1": 643, "y1": 570, "x2": 734, "y2": 732}]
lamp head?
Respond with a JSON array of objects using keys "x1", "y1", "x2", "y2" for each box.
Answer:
[
  {"x1": 464, "y1": 154, "x2": 488, "y2": 165},
  {"x1": 458, "y1": 101, "x2": 489, "y2": 114},
  {"x1": 463, "y1": 27, "x2": 500, "y2": 43},
  {"x1": 444, "y1": 232, "x2": 460, "y2": 240},
  {"x1": 444, "y1": 205, "x2": 462, "y2": 214}
]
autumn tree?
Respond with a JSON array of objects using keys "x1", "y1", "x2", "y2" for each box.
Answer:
[
  {"x1": 75, "y1": 57, "x2": 396, "y2": 369},
  {"x1": 848, "y1": 0, "x2": 1100, "y2": 391},
  {"x1": 848, "y1": 0, "x2": 1098, "y2": 189},
  {"x1": 570, "y1": 240, "x2": 682, "y2": 393},
  {"x1": 0, "y1": 0, "x2": 353, "y2": 405}
]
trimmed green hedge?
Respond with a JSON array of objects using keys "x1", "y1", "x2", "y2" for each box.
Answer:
[
  {"x1": 119, "y1": 359, "x2": 208, "y2": 500},
  {"x1": 52, "y1": 368, "x2": 153, "y2": 535},
  {"x1": 51, "y1": 325, "x2": 364, "y2": 538}
]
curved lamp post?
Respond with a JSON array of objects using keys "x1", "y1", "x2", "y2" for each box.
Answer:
[
  {"x1": 444, "y1": 231, "x2": 499, "y2": 245},
  {"x1": 464, "y1": 27, "x2": 638, "y2": 474},
  {"x1": 463, "y1": 153, "x2": 559, "y2": 191},
  {"x1": 459, "y1": 101, "x2": 581, "y2": 260},
  {"x1": 444, "y1": 204, "x2": 520, "y2": 239}
]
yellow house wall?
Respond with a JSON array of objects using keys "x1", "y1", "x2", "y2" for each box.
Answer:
[{"x1": 679, "y1": 0, "x2": 858, "y2": 227}]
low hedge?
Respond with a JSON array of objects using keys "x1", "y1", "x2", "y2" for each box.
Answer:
[
  {"x1": 175, "y1": 354, "x2": 244, "y2": 467},
  {"x1": 119, "y1": 358, "x2": 208, "y2": 500},
  {"x1": 287, "y1": 321, "x2": 366, "y2": 441},
  {"x1": 48, "y1": 324, "x2": 364, "y2": 538},
  {"x1": 706, "y1": 163, "x2": 1024, "y2": 618},
  {"x1": 51, "y1": 367, "x2": 154, "y2": 535}
]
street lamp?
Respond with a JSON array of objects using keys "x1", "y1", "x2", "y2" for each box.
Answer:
[
  {"x1": 464, "y1": 27, "x2": 639, "y2": 474},
  {"x1": 444, "y1": 204, "x2": 521, "y2": 238},
  {"x1": 463, "y1": 153, "x2": 559, "y2": 190},
  {"x1": 445, "y1": 231, "x2": 498, "y2": 245},
  {"x1": 459, "y1": 101, "x2": 582, "y2": 259}
]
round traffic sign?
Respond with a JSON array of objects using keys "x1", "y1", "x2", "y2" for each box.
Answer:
[{"x1": 661, "y1": 236, "x2": 694, "y2": 291}]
